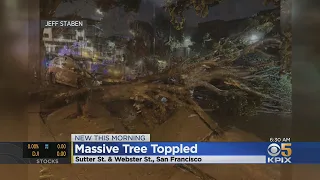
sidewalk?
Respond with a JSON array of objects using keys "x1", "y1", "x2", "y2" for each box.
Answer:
[
  {"x1": 42, "y1": 107, "x2": 280, "y2": 180},
  {"x1": 42, "y1": 108, "x2": 208, "y2": 180},
  {"x1": 20, "y1": 102, "x2": 281, "y2": 180}
]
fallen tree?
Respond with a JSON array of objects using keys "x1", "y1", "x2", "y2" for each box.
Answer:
[
  {"x1": 42, "y1": 37, "x2": 289, "y2": 136},
  {"x1": 39, "y1": 3, "x2": 291, "y2": 138}
]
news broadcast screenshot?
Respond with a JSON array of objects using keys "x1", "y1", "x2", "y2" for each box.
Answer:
[
  {"x1": 18, "y1": 135, "x2": 319, "y2": 165},
  {"x1": 3, "y1": 0, "x2": 304, "y2": 179}
]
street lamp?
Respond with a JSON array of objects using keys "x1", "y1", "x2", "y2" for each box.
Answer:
[
  {"x1": 96, "y1": 9, "x2": 103, "y2": 15},
  {"x1": 246, "y1": 32, "x2": 264, "y2": 44},
  {"x1": 250, "y1": 34, "x2": 259, "y2": 42}
]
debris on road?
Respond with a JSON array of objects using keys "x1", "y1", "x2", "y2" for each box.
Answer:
[{"x1": 188, "y1": 114, "x2": 197, "y2": 118}]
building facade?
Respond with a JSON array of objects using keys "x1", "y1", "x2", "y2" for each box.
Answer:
[{"x1": 42, "y1": 20, "x2": 108, "y2": 60}]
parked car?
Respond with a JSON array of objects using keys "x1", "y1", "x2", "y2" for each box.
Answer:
[{"x1": 47, "y1": 56, "x2": 86, "y2": 88}]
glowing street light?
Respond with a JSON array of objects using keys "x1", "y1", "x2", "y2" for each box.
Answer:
[
  {"x1": 96, "y1": 9, "x2": 103, "y2": 15},
  {"x1": 245, "y1": 32, "x2": 264, "y2": 44},
  {"x1": 250, "y1": 34, "x2": 259, "y2": 42},
  {"x1": 182, "y1": 36, "x2": 193, "y2": 47}
]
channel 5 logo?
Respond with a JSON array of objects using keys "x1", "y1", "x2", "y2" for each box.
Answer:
[{"x1": 267, "y1": 143, "x2": 292, "y2": 163}]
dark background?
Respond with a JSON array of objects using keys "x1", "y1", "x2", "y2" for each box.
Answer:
[{"x1": 55, "y1": 0, "x2": 274, "y2": 36}]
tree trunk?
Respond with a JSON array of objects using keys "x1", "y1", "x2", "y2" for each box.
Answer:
[
  {"x1": 77, "y1": 101, "x2": 84, "y2": 116},
  {"x1": 76, "y1": 89, "x2": 90, "y2": 117},
  {"x1": 39, "y1": 28, "x2": 45, "y2": 85}
]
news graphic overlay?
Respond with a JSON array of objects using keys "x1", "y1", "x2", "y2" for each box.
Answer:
[
  {"x1": 72, "y1": 134, "x2": 264, "y2": 164},
  {"x1": 41, "y1": 20, "x2": 87, "y2": 28},
  {"x1": 22, "y1": 142, "x2": 71, "y2": 164},
  {"x1": 266, "y1": 143, "x2": 292, "y2": 164},
  {"x1": 70, "y1": 135, "x2": 320, "y2": 164},
  {"x1": 0, "y1": 142, "x2": 71, "y2": 164},
  {"x1": 71, "y1": 134, "x2": 151, "y2": 163},
  {"x1": 71, "y1": 134, "x2": 151, "y2": 142},
  {"x1": 0, "y1": 140, "x2": 319, "y2": 164}
]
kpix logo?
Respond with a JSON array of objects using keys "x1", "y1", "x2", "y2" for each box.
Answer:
[{"x1": 267, "y1": 143, "x2": 292, "y2": 163}]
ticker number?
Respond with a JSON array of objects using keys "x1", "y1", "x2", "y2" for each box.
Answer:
[
  {"x1": 57, "y1": 151, "x2": 67, "y2": 157},
  {"x1": 57, "y1": 144, "x2": 67, "y2": 149},
  {"x1": 28, "y1": 144, "x2": 39, "y2": 149}
]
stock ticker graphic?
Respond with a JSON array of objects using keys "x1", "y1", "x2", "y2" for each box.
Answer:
[
  {"x1": 0, "y1": 142, "x2": 71, "y2": 164},
  {"x1": 0, "y1": 142, "x2": 69, "y2": 164},
  {"x1": 267, "y1": 143, "x2": 292, "y2": 164},
  {"x1": 22, "y1": 142, "x2": 71, "y2": 164}
]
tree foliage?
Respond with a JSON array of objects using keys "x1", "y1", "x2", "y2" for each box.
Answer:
[
  {"x1": 40, "y1": 0, "x2": 62, "y2": 19},
  {"x1": 39, "y1": 0, "x2": 291, "y2": 125},
  {"x1": 263, "y1": 0, "x2": 280, "y2": 6},
  {"x1": 188, "y1": 8, "x2": 291, "y2": 115},
  {"x1": 37, "y1": 6, "x2": 292, "y2": 139},
  {"x1": 127, "y1": 37, "x2": 150, "y2": 60},
  {"x1": 164, "y1": 0, "x2": 282, "y2": 30},
  {"x1": 41, "y1": 0, "x2": 141, "y2": 20},
  {"x1": 42, "y1": 33, "x2": 286, "y2": 134},
  {"x1": 95, "y1": 0, "x2": 141, "y2": 13},
  {"x1": 164, "y1": 0, "x2": 222, "y2": 30},
  {"x1": 154, "y1": 13, "x2": 183, "y2": 43}
]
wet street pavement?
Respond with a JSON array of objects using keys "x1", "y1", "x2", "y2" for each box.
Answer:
[
  {"x1": 0, "y1": 95, "x2": 314, "y2": 180},
  {"x1": 25, "y1": 100, "x2": 283, "y2": 180}
]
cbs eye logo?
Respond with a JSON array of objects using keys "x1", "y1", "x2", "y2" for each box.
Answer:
[{"x1": 267, "y1": 143, "x2": 292, "y2": 157}]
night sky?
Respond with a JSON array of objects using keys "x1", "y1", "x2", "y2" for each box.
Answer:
[{"x1": 55, "y1": 0, "x2": 273, "y2": 37}]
